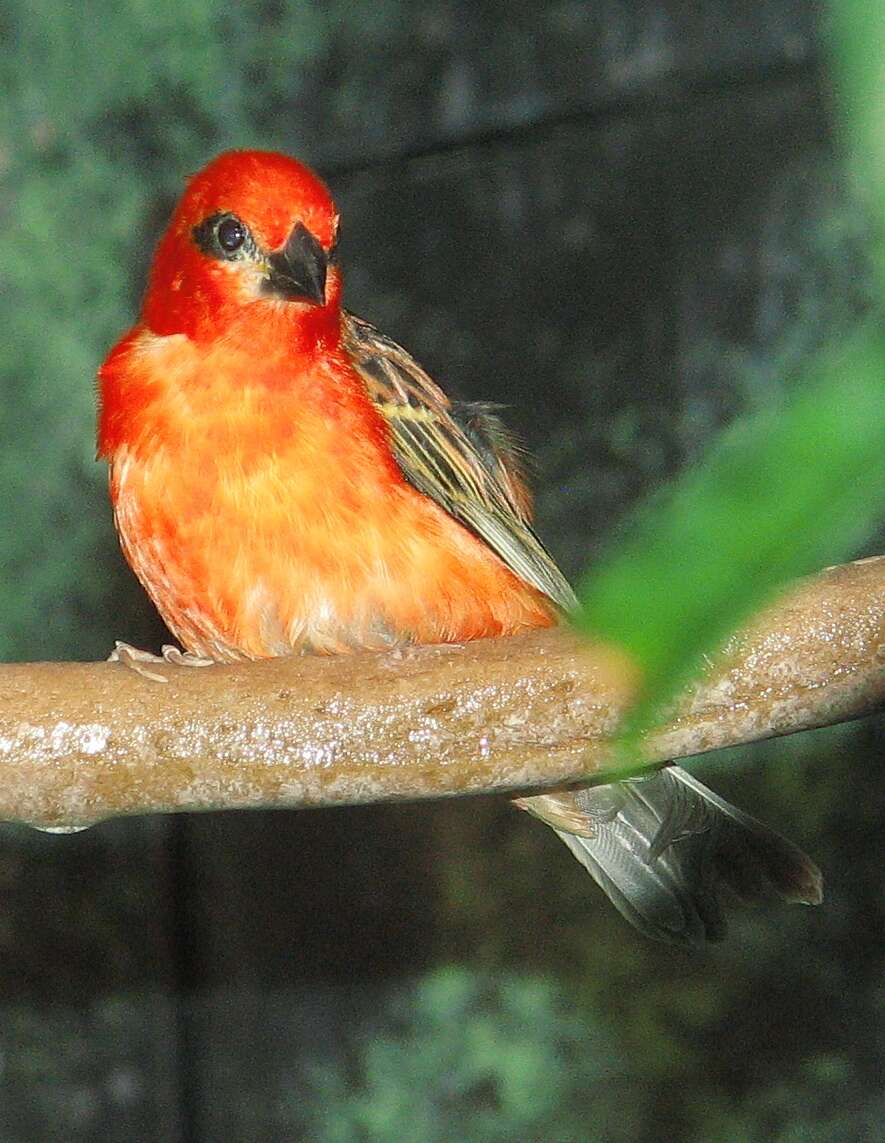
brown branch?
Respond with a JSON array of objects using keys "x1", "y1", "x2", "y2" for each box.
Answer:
[{"x1": 1, "y1": 556, "x2": 884, "y2": 830}]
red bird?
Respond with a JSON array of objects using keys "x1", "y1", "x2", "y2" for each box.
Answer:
[{"x1": 98, "y1": 150, "x2": 821, "y2": 944}]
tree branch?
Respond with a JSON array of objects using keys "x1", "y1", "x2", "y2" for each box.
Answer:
[{"x1": 1, "y1": 556, "x2": 884, "y2": 830}]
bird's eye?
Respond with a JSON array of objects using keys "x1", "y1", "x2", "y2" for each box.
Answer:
[
  {"x1": 192, "y1": 212, "x2": 251, "y2": 260},
  {"x1": 216, "y1": 216, "x2": 246, "y2": 253}
]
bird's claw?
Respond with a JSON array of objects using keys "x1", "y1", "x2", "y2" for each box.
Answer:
[
  {"x1": 157, "y1": 644, "x2": 215, "y2": 668},
  {"x1": 108, "y1": 641, "x2": 214, "y2": 683}
]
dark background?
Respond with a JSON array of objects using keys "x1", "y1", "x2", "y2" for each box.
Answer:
[{"x1": 2, "y1": 2, "x2": 883, "y2": 1140}]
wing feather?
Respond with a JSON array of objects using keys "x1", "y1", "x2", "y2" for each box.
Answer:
[{"x1": 343, "y1": 313, "x2": 576, "y2": 612}]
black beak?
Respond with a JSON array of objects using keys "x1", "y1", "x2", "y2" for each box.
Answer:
[{"x1": 264, "y1": 223, "x2": 327, "y2": 305}]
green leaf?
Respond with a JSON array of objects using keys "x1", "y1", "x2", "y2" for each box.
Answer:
[
  {"x1": 827, "y1": 0, "x2": 885, "y2": 282},
  {"x1": 575, "y1": 322, "x2": 885, "y2": 753},
  {"x1": 572, "y1": 5, "x2": 885, "y2": 761}
]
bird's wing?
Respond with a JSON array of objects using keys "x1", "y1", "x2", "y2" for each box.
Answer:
[{"x1": 343, "y1": 312, "x2": 576, "y2": 611}]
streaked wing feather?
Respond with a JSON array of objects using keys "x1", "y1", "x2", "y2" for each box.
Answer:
[
  {"x1": 453, "y1": 401, "x2": 534, "y2": 520},
  {"x1": 343, "y1": 313, "x2": 576, "y2": 611}
]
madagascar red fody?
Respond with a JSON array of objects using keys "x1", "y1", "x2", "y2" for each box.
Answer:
[
  {"x1": 98, "y1": 150, "x2": 566, "y2": 660},
  {"x1": 98, "y1": 150, "x2": 821, "y2": 946}
]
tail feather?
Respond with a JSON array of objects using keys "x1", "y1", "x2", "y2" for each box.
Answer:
[{"x1": 520, "y1": 766, "x2": 822, "y2": 947}]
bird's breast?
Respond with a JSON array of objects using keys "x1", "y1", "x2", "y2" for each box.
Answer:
[{"x1": 109, "y1": 342, "x2": 555, "y2": 659}]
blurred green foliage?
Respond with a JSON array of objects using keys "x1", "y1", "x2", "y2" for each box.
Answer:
[
  {"x1": 573, "y1": 3, "x2": 885, "y2": 749},
  {"x1": 577, "y1": 324, "x2": 885, "y2": 748},
  {"x1": 299, "y1": 968, "x2": 634, "y2": 1143},
  {"x1": 828, "y1": 0, "x2": 885, "y2": 290}
]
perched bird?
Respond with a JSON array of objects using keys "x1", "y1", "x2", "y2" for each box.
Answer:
[{"x1": 98, "y1": 150, "x2": 822, "y2": 945}]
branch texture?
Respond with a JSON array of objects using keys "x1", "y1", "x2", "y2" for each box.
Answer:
[{"x1": 1, "y1": 556, "x2": 884, "y2": 830}]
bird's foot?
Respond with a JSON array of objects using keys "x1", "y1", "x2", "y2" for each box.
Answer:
[
  {"x1": 108, "y1": 641, "x2": 214, "y2": 683},
  {"x1": 157, "y1": 644, "x2": 215, "y2": 668}
]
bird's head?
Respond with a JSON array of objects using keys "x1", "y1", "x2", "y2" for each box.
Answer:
[{"x1": 143, "y1": 150, "x2": 341, "y2": 342}]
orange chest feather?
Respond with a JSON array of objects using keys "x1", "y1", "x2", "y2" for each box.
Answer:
[{"x1": 105, "y1": 331, "x2": 555, "y2": 658}]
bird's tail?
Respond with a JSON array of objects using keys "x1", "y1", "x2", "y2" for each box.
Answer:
[{"x1": 515, "y1": 766, "x2": 823, "y2": 946}]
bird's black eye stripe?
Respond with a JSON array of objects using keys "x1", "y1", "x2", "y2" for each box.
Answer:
[{"x1": 192, "y1": 212, "x2": 252, "y2": 261}]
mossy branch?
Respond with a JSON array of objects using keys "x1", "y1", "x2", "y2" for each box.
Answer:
[{"x1": 0, "y1": 556, "x2": 883, "y2": 831}]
